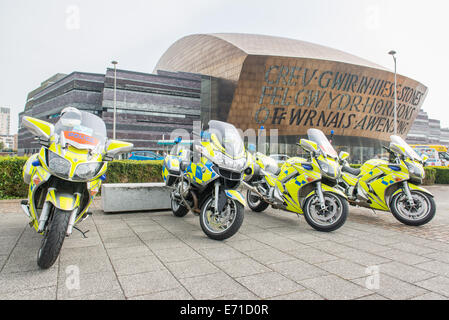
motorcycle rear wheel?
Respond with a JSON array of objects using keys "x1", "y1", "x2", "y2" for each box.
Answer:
[
  {"x1": 37, "y1": 208, "x2": 71, "y2": 269},
  {"x1": 171, "y1": 195, "x2": 189, "y2": 217},
  {"x1": 246, "y1": 190, "x2": 269, "y2": 212}
]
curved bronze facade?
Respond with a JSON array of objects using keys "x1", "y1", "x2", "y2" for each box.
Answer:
[{"x1": 155, "y1": 33, "x2": 427, "y2": 161}]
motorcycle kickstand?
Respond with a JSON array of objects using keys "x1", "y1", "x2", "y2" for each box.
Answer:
[{"x1": 73, "y1": 226, "x2": 90, "y2": 239}]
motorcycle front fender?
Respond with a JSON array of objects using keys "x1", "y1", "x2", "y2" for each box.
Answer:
[
  {"x1": 391, "y1": 183, "x2": 433, "y2": 198},
  {"x1": 224, "y1": 189, "x2": 247, "y2": 207},
  {"x1": 304, "y1": 183, "x2": 348, "y2": 204},
  {"x1": 46, "y1": 189, "x2": 81, "y2": 211}
]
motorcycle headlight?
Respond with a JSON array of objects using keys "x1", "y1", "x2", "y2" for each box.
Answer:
[
  {"x1": 405, "y1": 162, "x2": 424, "y2": 178},
  {"x1": 74, "y1": 162, "x2": 103, "y2": 180},
  {"x1": 318, "y1": 159, "x2": 336, "y2": 178},
  {"x1": 48, "y1": 151, "x2": 71, "y2": 178}
]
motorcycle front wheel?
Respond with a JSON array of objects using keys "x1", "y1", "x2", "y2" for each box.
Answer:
[
  {"x1": 37, "y1": 207, "x2": 71, "y2": 269},
  {"x1": 390, "y1": 190, "x2": 436, "y2": 226},
  {"x1": 199, "y1": 195, "x2": 244, "y2": 240},
  {"x1": 303, "y1": 192, "x2": 348, "y2": 232}
]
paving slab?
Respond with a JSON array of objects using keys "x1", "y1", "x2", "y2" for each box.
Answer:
[
  {"x1": 111, "y1": 255, "x2": 166, "y2": 276},
  {"x1": 270, "y1": 289, "x2": 323, "y2": 300},
  {"x1": 352, "y1": 274, "x2": 429, "y2": 300},
  {"x1": 286, "y1": 247, "x2": 339, "y2": 264},
  {"x1": 269, "y1": 259, "x2": 329, "y2": 282},
  {"x1": 245, "y1": 248, "x2": 296, "y2": 265},
  {"x1": 118, "y1": 270, "x2": 181, "y2": 298},
  {"x1": 165, "y1": 258, "x2": 220, "y2": 279},
  {"x1": 215, "y1": 257, "x2": 271, "y2": 278},
  {"x1": 378, "y1": 261, "x2": 435, "y2": 283},
  {"x1": 179, "y1": 272, "x2": 248, "y2": 300},
  {"x1": 415, "y1": 260, "x2": 449, "y2": 277},
  {"x1": 415, "y1": 276, "x2": 449, "y2": 297},
  {"x1": 57, "y1": 271, "x2": 122, "y2": 299},
  {"x1": 316, "y1": 259, "x2": 367, "y2": 280},
  {"x1": 299, "y1": 275, "x2": 372, "y2": 300},
  {"x1": 236, "y1": 271, "x2": 304, "y2": 299}
]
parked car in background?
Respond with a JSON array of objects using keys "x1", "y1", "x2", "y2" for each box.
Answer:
[
  {"x1": 129, "y1": 150, "x2": 164, "y2": 161},
  {"x1": 269, "y1": 154, "x2": 290, "y2": 165}
]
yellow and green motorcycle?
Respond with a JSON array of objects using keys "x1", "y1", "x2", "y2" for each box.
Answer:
[
  {"x1": 21, "y1": 107, "x2": 133, "y2": 269},
  {"x1": 336, "y1": 135, "x2": 435, "y2": 226},
  {"x1": 244, "y1": 128, "x2": 348, "y2": 232},
  {"x1": 162, "y1": 120, "x2": 251, "y2": 240}
]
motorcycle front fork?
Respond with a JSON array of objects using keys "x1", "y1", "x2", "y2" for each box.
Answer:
[
  {"x1": 215, "y1": 181, "x2": 220, "y2": 213},
  {"x1": 402, "y1": 181, "x2": 415, "y2": 206},
  {"x1": 315, "y1": 182, "x2": 327, "y2": 210}
]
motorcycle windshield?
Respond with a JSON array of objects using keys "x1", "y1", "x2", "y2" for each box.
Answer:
[
  {"x1": 55, "y1": 110, "x2": 107, "y2": 151},
  {"x1": 307, "y1": 128, "x2": 338, "y2": 158},
  {"x1": 391, "y1": 135, "x2": 422, "y2": 161},
  {"x1": 207, "y1": 120, "x2": 245, "y2": 159}
]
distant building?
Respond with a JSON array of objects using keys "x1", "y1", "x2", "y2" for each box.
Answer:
[
  {"x1": 13, "y1": 133, "x2": 18, "y2": 151},
  {"x1": 18, "y1": 69, "x2": 202, "y2": 154},
  {"x1": 0, "y1": 107, "x2": 14, "y2": 150},
  {"x1": 406, "y1": 110, "x2": 449, "y2": 146},
  {"x1": 0, "y1": 107, "x2": 10, "y2": 135},
  {"x1": 156, "y1": 33, "x2": 428, "y2": 162},
  {"x1": 0, "y1": 135, "x2": 14, "y2": 150}
]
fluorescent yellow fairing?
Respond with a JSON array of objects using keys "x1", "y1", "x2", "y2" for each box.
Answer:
[{"x1": 225, "y1": 190, "x2": 247, "y2": 207}]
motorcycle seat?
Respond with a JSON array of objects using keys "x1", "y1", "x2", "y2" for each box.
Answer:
[{"x1": 342, "y1": 165, "x2": 361, "y2": 176}]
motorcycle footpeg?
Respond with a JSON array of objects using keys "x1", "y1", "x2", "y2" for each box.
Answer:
[{"x1": 192, "y1": 210, "x2": 200, "y2": 216}]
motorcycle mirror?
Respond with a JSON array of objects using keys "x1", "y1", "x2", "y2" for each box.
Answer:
[
  {"x1": 22, "y1": 116, "x2": 55, "y2": 142},
  {"x1": 339, "y1": 151, "x2": 349, "y2": 161},
  {"x1": 299, "y1": 139, "x2": 318, "y2": 154},
  {"x1": 105, "y1": 140, "x2": 134, "y2": 160}
]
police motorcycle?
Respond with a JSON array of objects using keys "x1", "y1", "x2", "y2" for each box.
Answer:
[
  {"x1": 21, "y1": 107, "x2": 133, "y2": 268},
  {"x1": 244, "y1": 128, "x2": 349, "y2": 232},
  {"x1": 162, "y1": 120, "x2": 252, "y2": 240},
  {"x1": 336, "y1": 135, "x2": 436, "y2": 226}
]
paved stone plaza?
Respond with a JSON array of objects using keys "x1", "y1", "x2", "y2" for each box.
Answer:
[{"x1": 1, "y1": 186, "x2": 448, "y2": 300}]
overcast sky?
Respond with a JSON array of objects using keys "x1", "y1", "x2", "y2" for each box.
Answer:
[{"x1": 1, "y1": 0, "x2": 448, "y2": 134}]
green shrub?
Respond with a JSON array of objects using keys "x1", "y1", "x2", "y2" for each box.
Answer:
[
  {"x1": 105, "y1": 160, "x2": 163, "y2": 184},
  {"x1": 423, "y1": 167, "x2": 436, "y2": 185},
  {"x1": 0, "y1": 157, "x2": 28, "y2": 199},
  {"x1": 434, "y1": 166, "x2": 449, "y2": 184},
  {"x1": 0, "y1": 157, "x2": 163, "y2": 200}
]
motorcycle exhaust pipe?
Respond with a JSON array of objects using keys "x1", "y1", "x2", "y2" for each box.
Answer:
[{"x1": 242, "y1": 181, "x2": 264, "y2": 198}]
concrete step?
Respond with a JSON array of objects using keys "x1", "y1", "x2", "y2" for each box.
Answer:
[{"x1": 101, "y1": 183, "x2": 171, "y2": 213}]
